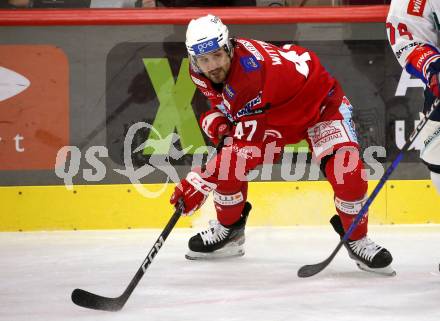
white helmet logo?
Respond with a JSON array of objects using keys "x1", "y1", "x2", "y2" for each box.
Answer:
[
  {"x1": 197, "y1": 40, "x2": 214, "y2": 53},
  {"x1": 0, "y1": 66, "x2": 30, "y2": 102},
  {"x1": 192, "y1": 37, "x2": 220, "y2": 56}
]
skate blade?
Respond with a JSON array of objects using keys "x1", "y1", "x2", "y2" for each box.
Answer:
[
  {"x1": 355, "y1": 262, "x2": 397, "y2": 277},
  {"x1": 185, "y1": 244, "x2": 244, "y2": 261}
]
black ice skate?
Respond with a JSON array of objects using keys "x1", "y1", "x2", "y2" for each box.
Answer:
[
  {"x1": 330, "y1": 215, "x2": 396, "y2": 276},
  {"x1": 185, "y1": 202, "x2": 252, "y2": 260}
]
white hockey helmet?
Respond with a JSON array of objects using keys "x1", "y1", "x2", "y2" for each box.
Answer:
[{"x1": 185, "y1": 14, "x2": 233, "y2": 64}]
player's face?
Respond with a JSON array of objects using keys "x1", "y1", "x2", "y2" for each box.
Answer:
[{"x1": 196, "y1": 49, "x2": 231, "y2": 84}]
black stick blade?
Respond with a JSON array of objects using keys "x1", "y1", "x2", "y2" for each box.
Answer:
[
  {"x1": 297, "y1": 242, "x2": 343, "y2": 278},
  {"x1": 297, "y1": 261, "x2": 328, "y2": 278},
  {"x1": 71, "y1": 288, "x2": 124, "y2": 312}
]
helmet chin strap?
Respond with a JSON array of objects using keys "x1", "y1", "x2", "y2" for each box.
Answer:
[
  {"x1": 189, "y1": 55, "x2": 203, "y2": 74},
  {"x1": 225, "y1": 41, "x2": 234, "y2": 59}
]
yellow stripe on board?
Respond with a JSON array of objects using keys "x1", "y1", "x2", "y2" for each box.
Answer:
[
  {"x1": 0, "y1": 180, "x2": 439, "y2": 232},
  {"x1": 385, "y1": 180, "x2": 440, "y2": 224}
]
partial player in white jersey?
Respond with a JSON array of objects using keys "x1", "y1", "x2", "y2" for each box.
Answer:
[{"x1": 387, "y1": 0, "x2": 440, "y2": 194}]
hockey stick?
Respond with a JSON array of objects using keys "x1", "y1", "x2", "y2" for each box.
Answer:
[
  {"x1": 71, "y1": 200, "x2": 183, "y2": 311},
  {"x1": 71, "y1": 137, "x2": 226, "y2": 311},
  {"x1": 297, "y1": 98, "x2": 440, "y2": 278}
]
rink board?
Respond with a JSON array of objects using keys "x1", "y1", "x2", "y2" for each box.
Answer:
[{"x1": 0, "y1": 179, "x2": 438, "y2": 231}]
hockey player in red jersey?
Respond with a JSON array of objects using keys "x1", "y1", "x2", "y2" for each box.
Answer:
[
  {"x1": 170, "y1": 14, "x2": 394, "y2": 275},
  {"x1": 386, "y1": 0, "x2": 440, "y2": 194}
]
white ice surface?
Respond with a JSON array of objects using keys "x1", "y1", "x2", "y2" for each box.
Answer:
[{"x1": 1, "y1": 225, "x2": 440, "y2": 321}]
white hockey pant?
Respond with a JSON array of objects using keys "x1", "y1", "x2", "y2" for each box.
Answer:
[{"x1": 420, "y1": 119, "x2": 440, "y2": 194}]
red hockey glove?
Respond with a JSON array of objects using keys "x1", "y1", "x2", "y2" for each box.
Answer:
[
  {"x1": 200, "y1": 109, "x2": 230, "y2": 145},
  {"x1": 427, "y1": 60, "x2": 440, "y2": 97},
  {"x1": 170, "y1": 171, "x2": 217, "y2": 216},
  {"x1": 429, "y1": 72, "x2": 440, "y2": 97}
]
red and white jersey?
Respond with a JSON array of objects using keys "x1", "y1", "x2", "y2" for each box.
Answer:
[
  {"x1": 190, "y1": 37, "x2": 335, "y2": 146},
  {"x1": 386, "y1": 0, "x2": 440, "y2": 82}
]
